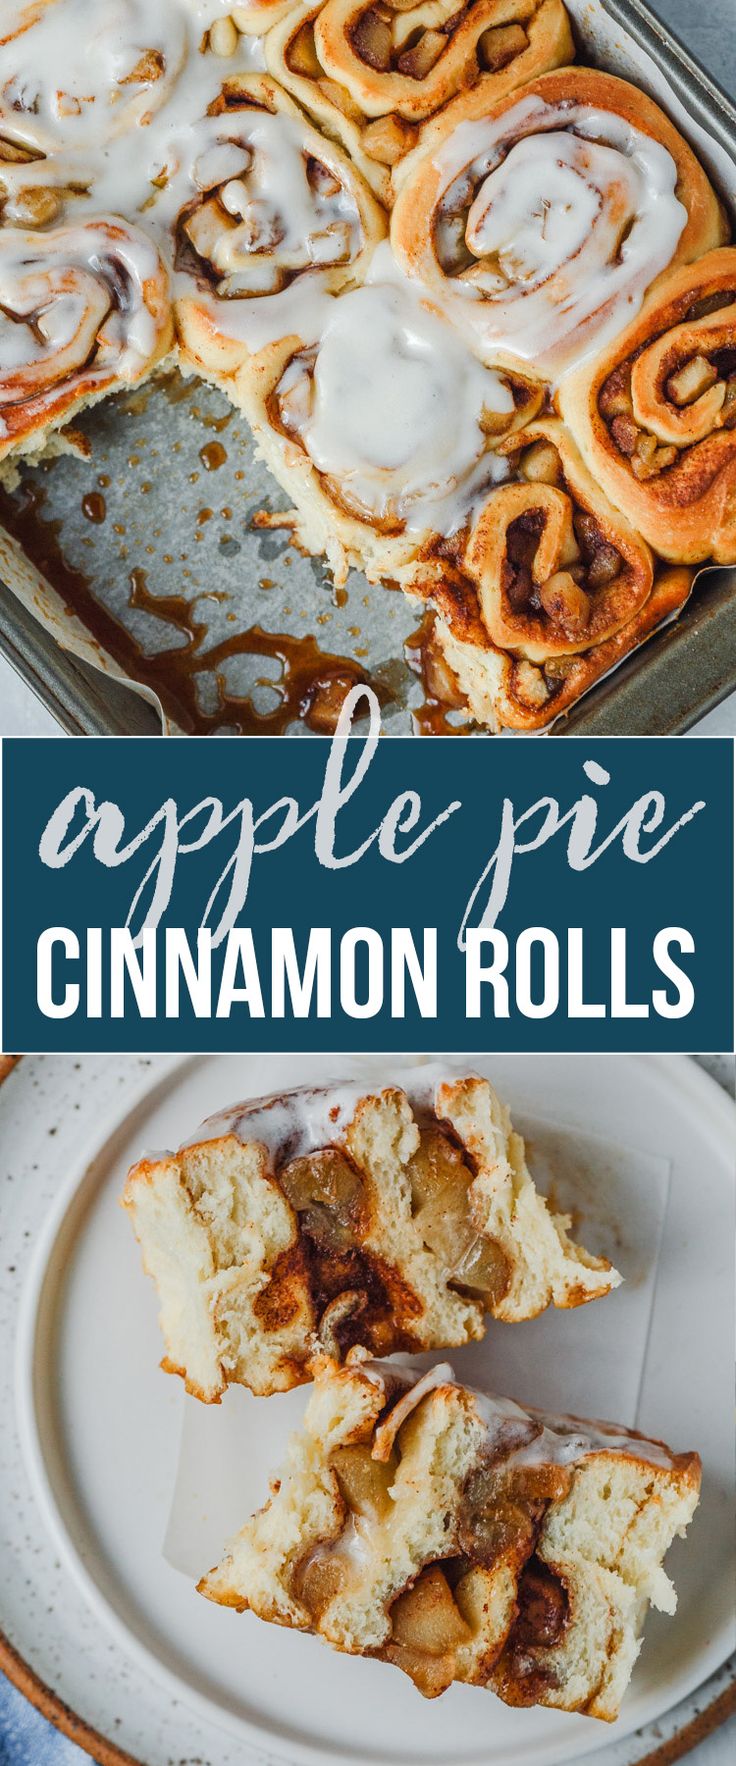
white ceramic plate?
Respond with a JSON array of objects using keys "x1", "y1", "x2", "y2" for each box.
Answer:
[{"x1": 3, "y1": 1054, "x2": 735, "y2": 1766}]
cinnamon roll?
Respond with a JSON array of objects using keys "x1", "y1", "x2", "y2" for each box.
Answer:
[
  {"x1": 0, "y1": 218, "x2": 172, "y2": 460},
  {"x1": 560, "y1": 247, "x2": 736, "y2": 564},
  {"x1": 236, "y1": 244, "x2": 542, "y2": 583},
  {"x1": 173, "y1": 73, "x2": 386, "y2": 384},
  {"x1": 122, "y1": 1072, "x2": 619, "y2": 1401},
  {"x1": 266, "y1": 0, "x2": 572, "y2": 203},
  {"x1": 430, "y1": 566, "x2": 693, "y2": 732},
  {"x1": 199, "y1": 1358, "x2": 700, "y2": 1718},
  {"x1": 0, "y1": 0, "x2": 188, "y2": 155},
  {"x1": 392, "y1": 68, "x2": 727, "y2": 376}
]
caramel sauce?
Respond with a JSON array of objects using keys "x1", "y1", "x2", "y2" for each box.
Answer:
[{"x1": 0, "y1": 480, "x2": 385, "y2": 735}]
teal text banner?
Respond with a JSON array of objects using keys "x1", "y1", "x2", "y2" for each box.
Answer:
[{"x1": 2, "y1": 713, "x2": 732, "y2": 1052}]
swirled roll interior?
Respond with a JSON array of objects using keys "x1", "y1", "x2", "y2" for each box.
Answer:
[
  {"x1": 0, "y1": 0, "x2": 189, "y2": 154},
  {"x1": 560, "y1": 247, "x2": 736, "y2": 564},
  {"x1": 430, "y1": 564, "x2": 694, "y2": 732},
  {"x1": 0, "y1": 218, "x2": 172, "y2": 460},
  {"x1": 122, "y1": 1071, "x2": 619, "y2": 1400},
  {"x1": 266, "y1": 0, "x2": 572, "y2": 203},
  {"x1": 236, "y1": 244, "x2": 542, "y2": 583},
  {"x1": 198, "y1": 1357, "x2": 700, "y2": 1716},
  {"x1": 391, "y1": 67, "x2": 727, "y2": 375}
]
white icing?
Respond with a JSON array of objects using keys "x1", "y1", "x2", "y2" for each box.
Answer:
[
  {"x1": 273, "y1": 240, "x2": 510, "y2": 533},
  {"x1": 426, "y1": 95, "x2": 688, "y2": 373},
  {"x1": 0, "y1": 0, "x2": 189, "y2": 152},
  {"x1": 0, "y1": 0, "x2": 369, "y2": 365}
]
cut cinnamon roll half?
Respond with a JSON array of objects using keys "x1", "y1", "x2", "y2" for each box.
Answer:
[
  {"x1": 0, "y1": 217, "x2": 172, "y2": 462},
  {"x1": 0, "y1": 0, "x2": 188, "y2": 155},
  {"x1": 560, "y1": 247, "x2": 736, "y2": 565},
  {"x1": 266, "y1": 0, "x2": 572, "y2": 204},
  {"x1": 391, "y1": 68, "x2": 727, "y2": 376},
  {"x1": 236, "y1": 244, "x2": 542, "y2": 583},
  {"x1": 430, "y1": 565, "x2": 693, "y2": 732},
  {"x1": 121, "y1": 1071, "x2": 619, "y2": 1401},
  {"x1": 427, "y1": 416, "x2": 656, "y2": 664},
  {"x1": 173, "y1": 73, "x2": 386, "y2": 385},
  {"x1": 199, "y1": 1358, "x2": 700, "y2": 1717}
]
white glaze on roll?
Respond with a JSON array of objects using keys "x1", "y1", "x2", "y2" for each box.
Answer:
[
  {"x1": 182, "y1": 1061, "x2": 463, "y2": 1163},
  {"x1": 0, "y1": 219, "x2": 168, "y2": 430},
  {"x1": 429, "y1": 95, "x2": 688, "y2": 373}
]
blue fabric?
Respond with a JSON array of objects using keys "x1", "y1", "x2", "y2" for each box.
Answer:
[{"x1": 0, "y1": 1672, "x2": 85, "y2": 1766}]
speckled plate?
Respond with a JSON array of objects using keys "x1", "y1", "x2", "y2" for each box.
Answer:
[{"x1": 1, "y1": 1054, "x2": 734, "y2": 1766}]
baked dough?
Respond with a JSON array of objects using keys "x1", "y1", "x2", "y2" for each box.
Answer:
[
  {"x1": 560, "y1": 247, "x2": 736, "y2": 564},
  {"x1": 122, "y1": 1071, "x2": 620, "y2": 1399}
]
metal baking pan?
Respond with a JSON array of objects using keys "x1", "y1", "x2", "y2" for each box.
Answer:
[{"x1": 0, "y1": 0, "x2": 734, "y2": 738}]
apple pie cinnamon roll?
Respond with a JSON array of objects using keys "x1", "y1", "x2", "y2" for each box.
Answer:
[
  {"x1": 266, "y1": 0, "x2": 572, "y2": 204},
  {"x1": 173, "y1": 73, "x2": 386, "y2": 384},
  {"x1": 237, "y1": 245, "x2": 542, "y2": 583},
  {"x1": 560, "y1": 247, "x2": 736, "y2": 565},
  {"x1": 122, "y1": 1072, "x2": 619, "y2": 1401},
  {"x1": 421, "y1": 417, "x2": 656, "y2": 664},
  {"x1": 0, "y1": 217, "x2": 172, "y2": 461},
  {"x1": 0, "y1": 0, "x2": 188, "y2": 155},
  {"x1": 392, "y1": 68, "x2": 727, "y2": 375},
  {"x1": 199, "y1": 1358, "x2": 700, "y2": 1717}
]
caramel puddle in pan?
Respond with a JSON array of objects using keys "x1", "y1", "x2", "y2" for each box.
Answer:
[{"x1": 0, "y1": 480, "x2": 387, "y2": 735}]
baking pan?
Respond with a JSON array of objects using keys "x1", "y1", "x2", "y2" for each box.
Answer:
[{"x1": 0, "y1": 0, "x2": 734, "y2": 738}]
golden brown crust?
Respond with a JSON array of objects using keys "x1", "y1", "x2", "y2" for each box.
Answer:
[
  {"x1": 267, "y1": 0, "x2": 573, "y2": 200},
  {"x1": 560, "y1": 247, "x2": 736, "y2": 563},
  {"x1": 0, "y1": 218, "x2": 172, "y2": 462}
]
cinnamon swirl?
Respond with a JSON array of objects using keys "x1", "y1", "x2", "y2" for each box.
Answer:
[
  {"x1": 173, "y1": 73, "x2": 386, "y2": 385},
  {"x1": 0, "y1": 217, "x2": 172, "y2": 460},
  {"x1": 392, "y1": 68, "x2": 727, "y2": 375},
  {"x1": 560, "y1": 247, "x2": 736, "y2": 564},
  {"x1": 122, "y1": 1072, "x2": 619, "y2": 1400},
  {"x1": 266, "y1": 0, "x2": 572, "y2": 202}
]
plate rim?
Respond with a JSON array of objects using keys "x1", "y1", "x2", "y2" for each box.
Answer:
[{"x1": 7, "y1": 1053, "x2": 736, "y2": 1766}]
